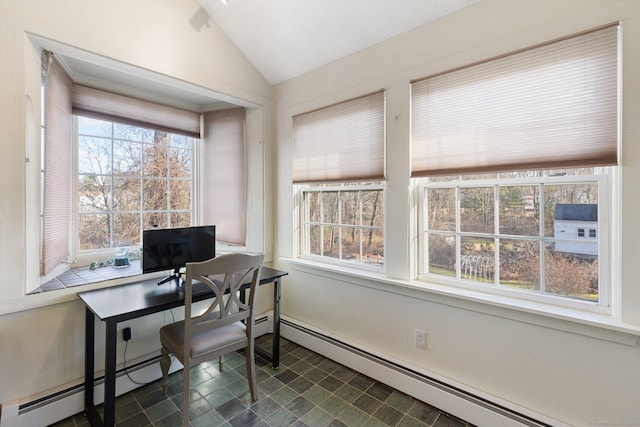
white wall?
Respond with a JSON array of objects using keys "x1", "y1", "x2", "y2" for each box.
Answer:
[
  {"x1": 0, "y1": 0, "x2": 274, "y2": 407},
  {"x1": 274, "y1": 0, "x2": 640, "y2": 425}
]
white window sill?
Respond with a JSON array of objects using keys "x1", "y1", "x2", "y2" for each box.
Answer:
[{"x1": 284, "y1": 257, "x2": 640, "y2": 346}]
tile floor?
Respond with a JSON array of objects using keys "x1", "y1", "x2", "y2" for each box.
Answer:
[{"x1": 50, "y1": 335, "x2": 475, "y2": 427}]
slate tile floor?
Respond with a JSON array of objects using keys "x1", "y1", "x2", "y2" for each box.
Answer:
[{"x1": 50, "y1": 335, "x2": 474, "y2": 427}]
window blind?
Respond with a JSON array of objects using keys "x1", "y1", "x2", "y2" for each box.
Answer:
[
  {"x1": 42, "y1": 55, "x2": 72, "y2": 275},
  {"x1": 202, "y1": 108, "x2": 247, "y2": 245},
  {"x1": 411, "y1": 24, "x2": 618, "y2": 177},
  {"x1": 72, "y1": 85, "x2": 201, "y2": 138},
  {"x1": 292, "y1": 91, "x2": 385, "y2": 183}
]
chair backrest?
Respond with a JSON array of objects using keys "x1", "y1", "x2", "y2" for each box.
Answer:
[{"x1": 183, "y1": 253, "x2": 264, "y2": 340}]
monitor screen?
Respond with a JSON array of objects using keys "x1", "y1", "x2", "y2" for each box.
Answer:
[{"x1": 142, "y1": 225, "x2": 216, "y2": 274}]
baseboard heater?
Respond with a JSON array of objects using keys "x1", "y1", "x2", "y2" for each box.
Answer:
[{"x1": 280, "y1": 317, "x2": 564, "y2": 427}]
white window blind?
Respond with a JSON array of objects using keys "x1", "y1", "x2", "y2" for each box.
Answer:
[
  {"x1": 42, "y1": 55, "x2": 72, "y2": 275},
  {"x1": 72, "y1": 85, "x2": 201, "y2": 138},
  {"x1": 202, "y1": 108, "x2": 247, "y2": 245},
  {"x1": 411, "y1": 24, "x2": 618, "y2": 177},
  {"x1": 293, "y1": 91, "x2": 385, "y2": 183}
]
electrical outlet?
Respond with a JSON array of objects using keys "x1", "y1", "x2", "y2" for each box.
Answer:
[{"x1": 415, "y1": 329, "x2": 427, "y2": 350}]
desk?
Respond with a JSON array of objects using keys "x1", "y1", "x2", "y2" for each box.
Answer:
[{"x1": 78, "y1": 266, "x2": 287, "y2": 427}]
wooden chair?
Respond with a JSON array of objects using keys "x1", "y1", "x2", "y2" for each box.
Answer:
[{"x1": 159, "y1": 252, "x2": 264, "y2": 426}]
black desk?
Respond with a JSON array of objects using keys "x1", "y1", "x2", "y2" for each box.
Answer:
[{"x1": 78, "y1": 266, "x2": 287, "y2": 427}]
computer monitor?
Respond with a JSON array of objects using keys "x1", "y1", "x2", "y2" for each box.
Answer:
[{"x1": 142, "y1": 225, "x2": 215, "y2": 285}]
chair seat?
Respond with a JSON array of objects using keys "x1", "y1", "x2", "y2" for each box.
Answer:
[{"x1": 160, "y1": 320, "x2": 247, "y2": 359}]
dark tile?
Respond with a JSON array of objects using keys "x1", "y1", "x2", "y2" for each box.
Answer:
[
  {"x1": 265, "y1": 408, "x2": 299, "y2": 427},
  {"x1": 352, "y1": 393, "x2": 382, "y2": 414},
  {"x1": 373, "y1": 403, "x2": 404, "y2": 425},
  {"x1": 367, "y1": 381, "x2": 394, "y2": 402},
  {"x1": 274, "y1": 368, "x2": 299, "y2": 384},
  {"x1": 229, "y1": 409, "x2": 262, "y2": 427},
  {"x1": 409, "y1": 400, "x2": 440, "y2": 425},
  {"x1": 349, "y1": 373, "x2": 376, "y2": 391},
  {"x1": 216, "y1": 396, "x2": 247, "y2": 420},
  {"x1": 250, "y1": 396, "x2": 282, "y2": 419},
  {"x1": 288, "y1": 376, "x2": 314, "y2": 394},
  {"x1": 115, "y1": 410, "x2": 151, "y2": 427},
  {"x1": 318, "y1": 375, "x2": 344, "y2": 393},
  {"x1": 302, "y1": 366, "x2": 329, "y2": 383},
  {"x1": 153, "y1": 411, "x2": 185, "y2": 427},
  {"x1": 285, "y1": 396, "x2": 314, "y2": 418}
]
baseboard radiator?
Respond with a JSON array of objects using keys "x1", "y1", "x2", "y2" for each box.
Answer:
[{"x1": 280, "y1": 317, "x2": 566, "y2": 427}]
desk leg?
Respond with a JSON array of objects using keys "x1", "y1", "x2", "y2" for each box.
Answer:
[
  {"x1": 103, "y1": 320, "x2": 118, "y2": 427},
  {"x1": 272, "y1": 278, "x2": 281, "y2": 369},
  {"x1": 84, "y1": 308, "x2": 102, "y2": 426}
]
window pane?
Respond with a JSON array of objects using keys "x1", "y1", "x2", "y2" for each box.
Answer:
[
  {"x1": 170, "y1": 212, "x2": 191, "y2": 228},
  {"x1": 544, "y1": 244, "x2": 598, "y2": 301},
  {"x1": 78, "y1": 175, "x2": 111, "y2": 212},
  {"x1": 79, "y1": 214, "x2": 110, "y2": 250},
  {"x1": 322, "y1": 192, "x2": 339, "y2": 224},
  {"x1": 305, "y1": 192, "x2": 321, "y2": 223},
  {"x1": 170, "y1": 180, "x2": 191, "y2": 210},
  {"x1": 460, "y1": 236, "x2": 494, "y2": 283},
  {"x1": 78, "y1": 116, "x2": 112, "y2": 137},
  {"x1": 340, "y1": 226, "x2": 360, "y2": 259},
  {"x1": 113, "y1": 178, "x2": 140, "y2": 211},
  {"x1": 362, "y1": 190, "x2": 383, "y2": 227},
  {"x1": 322, "y1": 225, "x2": 340, "y2": 259},
  {"x1": 143, "y1": 144, "x2": 168, "y2": 177},
  {"x1": 143, "y1": 179, "x2": 168, "y2": 210},
  {"x1": 307, "y1": 224, "x2": 321, "y2": 255},
  {"x1": 460, "y1": 187, "x2": 494, "y2": 234},
  {"x1": 499, "y1": 238, "x2": 540, "y2": 291},
  {"x1": 143, "y1": 212, "x2": 168, "y2": 229},
  {"x1": 78, "y1": 136, "x2": 111, "y2": 175},
  {"x1": 170, "y1": 134, "x2": 193, "y2": 149},
  {"x1": 544, "y1": 183, "x2": 598, "y2": 237},
  {"x1": 499, "y1": 185, "x2": 539, "y2": 236},
  {"x1": 113, "y1": 213, "x2": 141, "y2": 246},
  {"x1": 169, "y1": 147, "x2": 192, "y2": 179},
  {"x1": 362, "y1": 228, "x2": 384, "y2": 264},
  {"x1": 340, "y1": 191, "x2": 360, "y2": 225},
  {"x1": 113, "y1": 140, "x2": 142, "y2": 175},
  {"x1": 428, "y1": 233, "x2": 456, "y2": 277},
  {"x1": 113, "y1": 123, "x2": 145, "y2": 141},
  {"x1": 427, "y1": 188, "x2": 456, "y2": 231}
]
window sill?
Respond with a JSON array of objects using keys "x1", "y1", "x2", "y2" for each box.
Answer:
[{"x1": 284, "y1": 257, "x2": 640, "y2": 346}]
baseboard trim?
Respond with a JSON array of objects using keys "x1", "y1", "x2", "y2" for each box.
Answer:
[{"x1": 280, "y1": 316, "x2": 567, "y2": 427}]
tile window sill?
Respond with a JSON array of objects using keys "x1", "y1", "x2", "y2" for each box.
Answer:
[{"x1": 31, "y1": 260, "x2": 144, "y2": 294}]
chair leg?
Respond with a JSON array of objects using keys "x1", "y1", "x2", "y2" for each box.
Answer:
[
  {"x1": 182, "y1": 360, "x2": 190, "y2": 427},
  {"x1": 245, "y1": 342, "x2": 258, "y2": 401},
  {"x1": 160, "y1": 346, "x2": 171, "y2": 394},
  {"x1": 219, "y1": 355, "x2": 224, "y2": 371}
]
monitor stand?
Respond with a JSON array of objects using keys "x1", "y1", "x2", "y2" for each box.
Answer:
[{"x1": 157, "y1": 268, "x2": 182, "y2": 287}]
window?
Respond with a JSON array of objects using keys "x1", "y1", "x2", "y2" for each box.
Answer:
[
  {"x1": 293, "y1": 91, "x2": 385, "y2": 268},
  {"x1": 40, "y1": 52, "x2": 247, "y2": 282},
  {"x1": 411, "y1": 25, "x2": 618, "y2": 310},
  {"x1": 419, "y1": 168, "x2": 607, "y2": 304},
  {"x1": 301, "y1": 182, "x2": 384, "y2": 267},
  {"x1": 76, "y1": 116, "x2": 195, "y2": 251}
]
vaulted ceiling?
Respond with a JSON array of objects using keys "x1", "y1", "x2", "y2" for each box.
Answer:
[{"x1": 197, "y1": 0, "x2": 484, "y2": 85}]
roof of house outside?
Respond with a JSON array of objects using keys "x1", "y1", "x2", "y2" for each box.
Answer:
[{"x1": 554, "y1": 204, "x2": 598, "y2": 221}]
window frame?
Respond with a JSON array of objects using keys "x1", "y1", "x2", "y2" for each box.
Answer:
[
  {"x1": 296, "y1": 182, "x2": 385, "y2": 271},
  {"x1": 415, "y1": 170, "x2": 612, "y2": 314},
  {"x1": 71, "y1": 115, "x2": 199, "y2": 267}
]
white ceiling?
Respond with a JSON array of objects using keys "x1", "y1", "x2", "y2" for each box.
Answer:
[
  {"x1": 42, "y1": 0, "x2": 483, "y2": 111},
  {"x1": 197, "y1": 0, "x2": 484, "y2": 85}
]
